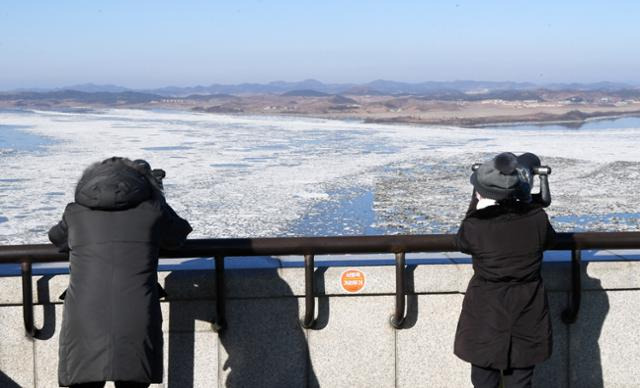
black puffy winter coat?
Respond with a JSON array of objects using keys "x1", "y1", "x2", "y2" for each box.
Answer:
[
  {"x1": 454, "y1": 195, "x2": 556, "y2": 370},
  {"x1": 48, "y1": 159, "x2": 192, "y2": 386}
]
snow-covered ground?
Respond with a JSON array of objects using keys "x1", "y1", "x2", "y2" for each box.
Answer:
[{"x1": 1, "y1": 109, "x2": 639, "y2": 244}]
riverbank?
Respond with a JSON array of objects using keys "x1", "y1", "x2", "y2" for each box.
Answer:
[
  {"x1": 4, "y1": 91, "x2": 640, "y2": 129},
  {"x1": 363, "y1": 109, "x2": 640, "y2": 128}
]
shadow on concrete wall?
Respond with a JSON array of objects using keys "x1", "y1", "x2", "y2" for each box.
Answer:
[
  {"x1": 164, "y1": 265, "x2": 319, "y2": 387},
  {"x1": 403, "y1": 265, "x2": 419, "y2": 329},
  {"x1": 536, "y1": 260, "x2": 609, "y2": 386},
  {"x1": 312, "y1": 267, "x2": 330, "y2": 330},
  {"x1": 0, "y1": 371, "x2": 21, "y2": 388},
  {"x1": 573, "y1": 261, "x2": 608, "y2": 387},
  {"x1": 35, "y1": 275, "x2": 57, "y2": 340},
  {"x1": 314, "y1": 264, "x2": 420, "y2": 331},
  {"x1": 18, "y1": 260, "x2": 611, "y2": 387}
]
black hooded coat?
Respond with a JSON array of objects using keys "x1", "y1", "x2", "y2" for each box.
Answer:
[
  {"x1": 48, "y1": 159, "x2": 192, "y2": 386},
  {"x1": 453, "y1": 194, "x2": 556, "y2": 370}
]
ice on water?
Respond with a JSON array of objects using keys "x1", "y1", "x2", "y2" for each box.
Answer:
[{"x1": 1, "y1": 109, "x2": 639, "y2": 244}]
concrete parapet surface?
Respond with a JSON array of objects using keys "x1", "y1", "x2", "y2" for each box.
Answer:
[{"x1": 0, "y1": 256, "x2": 638, "y2": 387}]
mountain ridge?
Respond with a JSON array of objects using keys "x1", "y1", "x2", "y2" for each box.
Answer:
[{"x1": 3, "y1": 79, "x2": 638, "y2": 97}]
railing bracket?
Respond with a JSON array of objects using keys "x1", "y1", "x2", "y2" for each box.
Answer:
[
  {"x1": 301, "y1": 254, "x2": 317, "y2": 329},
  {"x1": 212, "y1": 255, "x2": 227, "y2": 333},
  {"x1": 390, "y1": 252, "x2": 407, "y2": 329},
  {"x1": 561, "y1": 249, "x2": 582, "y2": 324},
  {"x1": 21, "y1": 260, "x2": 40, "y2": 338}
]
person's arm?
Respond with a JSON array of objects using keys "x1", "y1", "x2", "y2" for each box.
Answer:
[
  {"x1": 531, "y1": 193, "x2": 542, "y2": 204},
  {"x1": 543, "y1": 213, "x2": 557, "y2": 250},
  {"x1": 48, "y1": 210, "x2": 70, "y2": 252},
  {"x1": 159, "y1": 203, "x2": 192, "y2": 249},
  {"x1": 455, "y1": 220, "x2": 473, "y2": 255}
]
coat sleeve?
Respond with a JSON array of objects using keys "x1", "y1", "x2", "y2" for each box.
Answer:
[
  {"x1": 159, "y1": 203, "x2": 192, "y2": 249},
  {"x1": 455, "y1": 220, "x2": 473, "y2": 255},
  {"x1": 48, "y1": 211, "x2": 70, "y2": 252},
  {"x1": 543, "y1": 213, "x2": 557, "y2": 250}
]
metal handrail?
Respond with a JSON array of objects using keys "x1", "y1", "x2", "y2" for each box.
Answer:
[
  {"x1": 2, "y1": 232, "x2": 639, "y2": 261},
  {"x1": 1, "y1": 231, "x2": 640, "y2": 337}
]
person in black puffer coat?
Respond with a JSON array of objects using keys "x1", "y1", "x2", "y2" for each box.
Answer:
[
  {"x1": 49, "y1": 157, "x2": 192, "y2": 388},
  {"x1": 454, "y1": 153, "x2": 556, "y2": 388}
]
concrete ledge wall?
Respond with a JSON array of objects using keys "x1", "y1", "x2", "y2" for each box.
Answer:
[{"x1": 1, "y1": 259, "x2": 639, "y2": 387}]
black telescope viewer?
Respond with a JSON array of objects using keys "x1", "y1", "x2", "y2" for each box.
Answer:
[
  {"x1": 472, "y1": 152, "x2": 552, "y2": 207},
  {"x1": 133, "y1": 159, "x2": 166, "y2": 190}
]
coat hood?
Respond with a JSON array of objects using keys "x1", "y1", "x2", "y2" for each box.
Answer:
[{"x1": 75, "y1": 157, "x2": 152, "y2": 210}]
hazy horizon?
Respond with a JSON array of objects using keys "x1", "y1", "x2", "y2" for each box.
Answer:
[
  {"x1": 2, "y1": 78, "x2": 639, "y2": 93},
  {"x1": 2, "y1": 1, "x2": 640, "y2": 89}
]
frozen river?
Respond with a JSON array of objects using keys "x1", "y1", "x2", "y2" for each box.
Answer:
[{"x1": 1, "y1": 109, "x2": 640, "y2": 245}]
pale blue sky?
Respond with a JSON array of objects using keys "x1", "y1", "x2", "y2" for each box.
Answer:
[{"x1": 1, "y1": 0, "x2": 639, "y2": 89}]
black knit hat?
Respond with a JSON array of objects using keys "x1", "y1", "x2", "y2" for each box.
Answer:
[{"x1": 470, "y1": 152, "x2": 522, "y2": 200}]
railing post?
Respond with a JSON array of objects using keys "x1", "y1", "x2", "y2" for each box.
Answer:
[
  {"x1": 561, "y1": 249, "x2": 582, "y2": 324},
  {"x1": 301, "y1": 254, "x2": 317, "y2": 329},
  {"x1": 212, "y1": 255, "x2": 227, "y2": 333},
  {"x1": 390, "y1": 252, "x2": 407, "y2": 329},
  {"x1": 20, "y1": 259, "x2": 37, "y2": 338}
]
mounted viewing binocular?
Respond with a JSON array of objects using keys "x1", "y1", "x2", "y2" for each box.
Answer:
[
  {"x1": 471, "y1": 152, "x2": 552, "y2": 207},
  {"x1": 471, "y1": 164, "x2": 551, "y2": 176},
  {"x1": 134, "y1": 159, "x2": 166, "y2": 190}
]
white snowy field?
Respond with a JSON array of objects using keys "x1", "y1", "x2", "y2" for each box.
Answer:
[{"x1": 1, "y1": 108, "x2": 640, "y2": 244}]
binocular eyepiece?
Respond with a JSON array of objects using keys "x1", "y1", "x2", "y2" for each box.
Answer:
[{"x1": 151, "y1": 169, "x2": 166, "y2": 185}]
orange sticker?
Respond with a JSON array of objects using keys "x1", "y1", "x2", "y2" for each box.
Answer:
[{"x1": 340, "y1": 269, "x2": 366, "y2": 293}]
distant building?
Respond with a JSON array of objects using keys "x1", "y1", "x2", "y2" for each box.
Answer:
[{"x1": 566, "y1": 96, "x2": 585, "y2": 103}]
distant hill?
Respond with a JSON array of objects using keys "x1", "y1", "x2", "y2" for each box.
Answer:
[
  {"x1": 281, "y1": 89, "x2": 330, "y2": 97},
  {"x1": 416, "y1": 89, "x2": 544, "y2": 102},
  {"x1": 329, "y1": 95, "x2": 358, "y2": 104},
  {"x1": 608, "y1": 89, "x2": 640, "y2": 99},
  {"x1": 143, "y1": 80, "x2": 639, "y2": 97},
  {"x1": 363, "y1": 79, "x2": 538, "y2": 94},
  {"x1": 342, "y1": 86, "x2": 385, "y2": 96},
  {"x1": 545, "y1": 81, "x2": 634, "y2": 91},
  {"x1": 2, "y1": 79, "x2": 638, "y2": 99},
  {"x1": 144, "y1": 79, "x2": 354, "y2": 96},
  {"x1": 184, "y1": 93, "x2": 237, "y2": 100},
  {"x1": 0, "y1": 90, "x2": 162, "y2": 104},
  {"x1": 62, "y1": 83, "x2": 131, "y2": 93}
]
